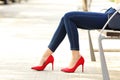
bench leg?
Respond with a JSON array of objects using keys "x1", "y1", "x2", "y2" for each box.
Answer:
[
  {"x1": 88, "y1": 30, "x2": 96, "y2": 61},
  {"x1": 98, "y1": 35, "x2": 110, "y2": 80}
]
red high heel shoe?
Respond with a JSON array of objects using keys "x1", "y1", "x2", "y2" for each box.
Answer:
[
  {"x1": 61, "y1": 56, "x2": 84, "y2": 73},
  {"x1": 31, "y1": 55, "x2": 54, "y2": 71}
]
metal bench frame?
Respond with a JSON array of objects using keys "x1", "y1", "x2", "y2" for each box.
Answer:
[{"x1": 88, "y1": 8, "x2": 120, "y2": 80}]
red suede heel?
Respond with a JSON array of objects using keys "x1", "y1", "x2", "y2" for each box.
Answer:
[
  {"x1": 31, "y1": 55, "x2": 54, "y2": 71},
  {"x1": 61, "y1": 56, "x2": 84, "y2": 73}
]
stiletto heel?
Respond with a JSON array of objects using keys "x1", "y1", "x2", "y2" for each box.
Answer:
[
  {"x1": 52, "y1": 62, "x2": 54, "y2": 70},
  {"x1": 61, "y1": 56, "x2": 85, "y2": 73},
  {"x1": 31, "y1": 55, "x2": 54, "y2": 71},
  {"x1": 82, "y1": 64, "x2": 84, "y2": 72}
]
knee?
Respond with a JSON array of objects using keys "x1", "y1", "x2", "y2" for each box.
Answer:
[{"x1": 63, "y1": 12, "x2": 74, "y2": 20}]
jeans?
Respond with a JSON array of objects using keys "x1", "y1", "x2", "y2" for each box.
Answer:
[{"x1": 48, "y1": 11, "x2": 110, "y2": 52}]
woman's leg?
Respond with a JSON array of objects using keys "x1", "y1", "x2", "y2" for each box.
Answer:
[
  {"x1": 61, "y1": 11, "x2": 108, "y2": 69},
  {"x1": 39, "y1": 11, "x2": 108, "y2": 68},
  {"x1": 39, "y1": 17, "x2": 67, "y2": 65},
  {"x1": 63, "y1": 11, "x2": 108, "y2": 50},
  {"x1": 48, "y1": 17, "x2": 66, "y2": 52}
]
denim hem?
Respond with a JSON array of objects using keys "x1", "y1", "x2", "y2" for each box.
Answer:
[{"x1": 71, "y1": 48, "x2": 79, "y2": 51}]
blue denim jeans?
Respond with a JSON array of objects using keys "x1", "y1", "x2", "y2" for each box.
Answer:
[{"x1": 48, "y1": 11, "x2": 110, "y2": 52}]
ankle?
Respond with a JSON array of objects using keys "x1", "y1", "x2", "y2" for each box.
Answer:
[
  {"x1": 39, "y1": 49, "x2": 53, "y2": 65},
  {"x1": 72, "y1": 50, "x2": 81, "y2": 59},
  {"x1": 43, "y1": 49, "x2": 53, "y2": 58}
]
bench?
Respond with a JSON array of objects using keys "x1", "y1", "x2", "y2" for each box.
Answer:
[
  {"x1": 89, "y1": 9, "x2": 120, "y2": 80},
  {"x1": 88, "y1": 30, "x2": 120, "y2": 62}
]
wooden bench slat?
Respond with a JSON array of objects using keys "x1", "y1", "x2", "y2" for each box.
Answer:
[{"x1": 106, "y1": 31, "x2": 120, "y2": 36}]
